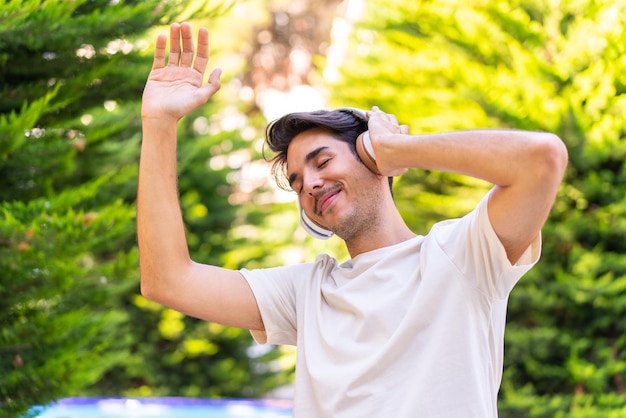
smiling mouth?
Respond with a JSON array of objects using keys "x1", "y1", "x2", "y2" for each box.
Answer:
[{"x1": 315, "y1": 185, "x2": 342, "y2": 215}]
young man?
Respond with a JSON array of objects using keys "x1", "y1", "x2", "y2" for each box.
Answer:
[{"x1": 138, "y1": 23, "x2": 568, "y2": 417}]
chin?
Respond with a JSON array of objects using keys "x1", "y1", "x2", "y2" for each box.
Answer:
[{"x1": 332, "y1": 225, "x2": 358, "y2": 242}]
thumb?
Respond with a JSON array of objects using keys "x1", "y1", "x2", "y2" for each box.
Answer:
[{"x1": 200, "y1": 67, "x2": 222, "y2": 98}]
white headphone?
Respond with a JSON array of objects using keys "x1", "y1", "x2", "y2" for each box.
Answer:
[{"x1": 299, "y1": 203, "x2": 334, "y2": 240}]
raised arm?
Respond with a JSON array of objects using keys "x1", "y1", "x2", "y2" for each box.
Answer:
[
  {"x1": 366, "y1": 107, "x2": 568, "y2": 264},
  {"x1": 138, "y1": 23, "x2": 263, "y2": 331}
]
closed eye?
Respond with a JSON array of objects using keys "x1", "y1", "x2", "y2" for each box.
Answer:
[
  {"x1": 290, "y1": 154, "x2": 332, "y2": 194},
  {"x1": 290, "y1": 182, "x2": 302, "y2": 194}
]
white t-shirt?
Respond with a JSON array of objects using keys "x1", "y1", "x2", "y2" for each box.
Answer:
[{"x1": 241, "y1": 194, "x2": 540, "y2": 417}]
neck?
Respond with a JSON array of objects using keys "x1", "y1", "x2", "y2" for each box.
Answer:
[{"x1": 344, "y1": 211, "x2": 416, "y2": 258}]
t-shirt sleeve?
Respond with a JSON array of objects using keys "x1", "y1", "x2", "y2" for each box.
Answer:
[
  {"x1": 434, "y1": 189, "x2": 541, "y2": 299},
  {"x1": 239, "y1": 263, "x2": 310, "y2": 346}
]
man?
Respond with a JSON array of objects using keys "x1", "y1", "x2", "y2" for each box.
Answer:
[{"x1": 138, "y1": 22, "x2": 568, "y2": 417}]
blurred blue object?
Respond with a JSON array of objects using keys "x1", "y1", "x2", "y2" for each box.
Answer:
[{"x1": 29, "y1": 397, "x2": 293, "y2": 417}]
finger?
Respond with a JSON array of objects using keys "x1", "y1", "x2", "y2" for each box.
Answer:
[
  {"x1": 379, "y1": 108, "x2": 398, "y2": 125},
  {"x1": 387, "y1": 113, "x2": 399, "y2": 125},
  {"x1": 370, "y1": 106, "x2": 390, "y2": 124},
  {"x1": 368, "y1": 106, "x2": 384, "y2": 121},
  {"x1": 152, "y1": 33, "x2": 167, "y2": 70},
  {"x1": 168, "y1": 23, "x2": 181, "y2": 66},
  {"x1": 200, "y1": 68, "x2": 223, "y2": 98},
  {"x1": 180, "y1": 22, "x2": 194, "y2": 67},
  {"x1": 400, "y1": 124, "x2": 410, "y2": 135},
  {"x1": 374, "y1": 106, "x2": 401, "y2": 128},
  {"x1": 193, "y1": 27, "x2": 209, "y2": 74}
]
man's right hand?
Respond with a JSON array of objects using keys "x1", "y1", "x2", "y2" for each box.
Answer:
[{"x1": 141, "y1": 22, "x2": 221, "y2": 123}]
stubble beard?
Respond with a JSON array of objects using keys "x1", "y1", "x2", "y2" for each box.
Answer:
[{"x1": 331, "y1": 186, "x2": 385, "y2": 243}]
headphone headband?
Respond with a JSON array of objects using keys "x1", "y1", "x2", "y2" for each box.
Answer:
[{"x1": 336, "y1": 107, "x2": 368, "y2": 122}]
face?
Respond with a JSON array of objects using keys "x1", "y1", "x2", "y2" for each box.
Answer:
[{"x1": 286, "y1": 128, "x2": 385, "y2": 240}]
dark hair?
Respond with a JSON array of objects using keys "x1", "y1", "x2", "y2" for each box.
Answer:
[{"x1": 264, "y1": 109, "x2": 393, "y2": 191}]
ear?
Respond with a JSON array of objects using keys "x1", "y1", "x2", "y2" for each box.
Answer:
[{"x1": 299, "y1": 204, "x2": 334, "y2": 240}]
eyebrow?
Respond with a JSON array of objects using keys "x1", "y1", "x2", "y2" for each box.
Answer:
[{"x1": 288, "y1": 146, "x2": 329, "y2": 188}]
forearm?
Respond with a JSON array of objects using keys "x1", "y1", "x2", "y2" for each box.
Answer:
[
  {"x1": 376, "y1": 128, "x2": 567, "y2": 262},
  {"x1": 379, "y1": 129, "x2": 567, "y2": 187},
  {"x1": 137, "y1": 118, "x2": 190, "y2": 298}
]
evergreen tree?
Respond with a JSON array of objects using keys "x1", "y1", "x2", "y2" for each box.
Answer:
[
  {"x1": 327, "y1": 0, "x2": 626, "y2": 415},
  {"x1": 0, "y1": 1, "x2": 288, "y2": 417}
]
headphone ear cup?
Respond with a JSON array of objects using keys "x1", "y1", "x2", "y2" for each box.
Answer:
[
  {"x1": 300, "y1": 206, "x2": 334, "y2": 240},
  {"x1": 356, "y1": 131, "x2": 381, "y2": 174}
]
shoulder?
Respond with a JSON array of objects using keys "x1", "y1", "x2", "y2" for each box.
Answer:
[
  {"x1": 428, "y1": 192, "x2": 491, "y2": 242},
  {"x1": 240, "y1": 253, "x2": 340, "y2": 283}
]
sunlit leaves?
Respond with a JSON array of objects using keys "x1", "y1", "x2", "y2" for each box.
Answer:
[{"x1": 328, "y1": 0, "x2": 626, "y2": 415}]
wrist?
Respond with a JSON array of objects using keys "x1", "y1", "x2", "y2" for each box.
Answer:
[
  {"x1": 141, "y1": 114, "x2": 179, "y2": 129},
  {"x1": 380, "y1": 133, "x2": 415, "y2": 174},
  {"x1": 141, "y1": 109, "x2": 179, "y2": 123},
  {"x1": 141, "y1": 117, "x2": 178, "y2": 143}
]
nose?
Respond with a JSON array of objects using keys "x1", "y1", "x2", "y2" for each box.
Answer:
[{"x1": 302, "y1": 168, "x2": 323, "y2": 196}]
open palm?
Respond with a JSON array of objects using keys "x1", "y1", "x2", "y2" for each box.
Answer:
[{"x1": 141, "y1": 22, "x2": 221, "y2": 122}]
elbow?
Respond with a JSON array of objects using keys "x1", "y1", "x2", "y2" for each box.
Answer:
[
  {"x1": 139, "y1": 263, "x2": 174, "y2": 304},
  {"x1": 140, "y1": 270, "x2": 162, "y2": 303},
  {"x1": 139, "y1": 256, "x2": 191, "y2": 305},
  {"x1": 140, "y1": 275, "x2": 157, "y2": 302},
  {"x1": 534, "y1": 133, "x2": 569, "y2": 183},
  {"x1": 140, "y1": 272, "x2": 175, "y2": 306}
]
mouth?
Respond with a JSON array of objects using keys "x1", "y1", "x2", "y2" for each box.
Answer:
[{"x1": 315, "y1": 186, "x2": 342, "y2": 215}]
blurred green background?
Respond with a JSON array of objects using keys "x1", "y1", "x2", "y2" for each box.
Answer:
[{"x1": 1, "y1": 0, "x2": 625, "y2": 417}]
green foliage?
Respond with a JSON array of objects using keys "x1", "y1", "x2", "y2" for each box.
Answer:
[
  {"x1": 0, "y1": 174, "x2": 137, "y2": 416},
  {"x1": 328, "y1": 0, "x2": 626, "y2": 415},
  {"x1": 6, "y1": 0, "x2": 625, "y2": 415},
  {"x1": 1, "y1": 1, "x2": 288, "y2": 417}
]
